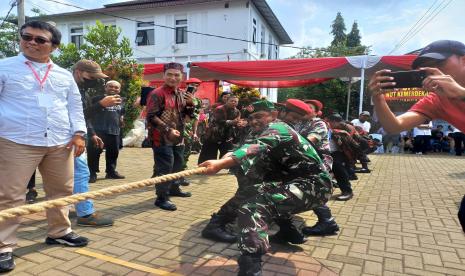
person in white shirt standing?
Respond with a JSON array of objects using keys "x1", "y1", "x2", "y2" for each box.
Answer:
[
  {"x1": 351, "y1": 111, "x2": 372, "y2": 133},
  {"x1": 412, "y1": 121, "x2": 433, "y2": 155},
  {"x1": 351, "y1": 111, "x2": 372, "y2": 173},
  {"x1": 0, "y1": 21, "x2": 89, "y2": 273}
]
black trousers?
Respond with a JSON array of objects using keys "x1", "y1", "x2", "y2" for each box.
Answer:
[
  {"x1": 331, "y1": 151, "x2": 352, "y2": 194},
  {"x1": 413, "y1": 135, "x2": 431, "y2": 154},
  {"x1": 197, "y1": 140, "x2": 233, "y2": 164},
  {"x1": 453, "y1": 132, "x2": 465, "y2": 156},
  {"x1": 87, "y1": 132, "x2": 120, "y2": 176},
  {"x1": 152, "y1": 145, "x2": 185, "y2": 199},
  {"x1": 27, "y1": 171, "x2": 36, "y2": 189}
]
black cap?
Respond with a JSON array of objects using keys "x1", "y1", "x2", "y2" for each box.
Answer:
[{"x1": 412, "y1": 40, "x2": 465, "y2": 69}]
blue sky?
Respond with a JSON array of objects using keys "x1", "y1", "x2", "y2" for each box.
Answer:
[{"x1": 1, "y1": 0, "x2": 463, "y2": 58}]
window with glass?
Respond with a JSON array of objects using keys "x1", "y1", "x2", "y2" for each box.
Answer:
[
  {"x1": 175, "y1": 19, "x2": 188, "y2": 44},
  {"x1": 252, "y1": 19, "x2": 257, "y2": 44},
  {"x1": 70, "y1": 26, "x2": 84, "y2": 49},
  {"x1": 135, "y1": 21, "x2": 155, "y2": 46},
  {"x1": 260, "y1": 26, "x2": 265, "y2": 56},
  {"x1": 268, "y1": 35, "x2": 273, "y2": 59}
]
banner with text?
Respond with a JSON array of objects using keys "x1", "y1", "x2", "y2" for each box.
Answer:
[{"x1": 385, "y1": 88, "x2": 429, "y2": 102}]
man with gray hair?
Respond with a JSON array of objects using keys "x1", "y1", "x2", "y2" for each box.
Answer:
[{"x1": 87, "y1": 80, "x2": 125, "y2": 182}]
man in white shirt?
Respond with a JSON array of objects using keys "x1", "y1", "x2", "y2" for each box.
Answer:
[
  {"x1": 412, "y1": 121, "x2": 433, "y2": 155},
  {"x1": 351, "y1": 111, "x2": 372, "y2": 133},
  {"x1": 351, "y1": 111, "x2": 372, "y2": 173},
  {"x1": 0, "y1": 21, "x2": 89, "y2": 273}
]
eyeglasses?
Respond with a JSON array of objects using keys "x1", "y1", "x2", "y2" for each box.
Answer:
[{"x1": 21, "y1": 34, "x2": 51, "y2": 44}]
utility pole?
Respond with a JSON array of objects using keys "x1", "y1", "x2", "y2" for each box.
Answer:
[{"x1": 17, "y1": 0, "x2": 25, "y2": 28}]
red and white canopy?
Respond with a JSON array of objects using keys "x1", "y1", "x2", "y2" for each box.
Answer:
[{"x1": 143, "y1": 55, "x2": 417, "y2": 87}]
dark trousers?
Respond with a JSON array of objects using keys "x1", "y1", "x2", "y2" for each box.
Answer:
[
  {"x1": 413, "y1": 135, "x2": 431, "y2": 154},
  {"x1": 458, "y1": 195, "x2": 465, "y2": 232},
  {"x1": 153, "y1": 145, "x2": 185, "y2": 198},
  {"x1": 27, "y1": 171, "x2": 36, "y2": 190},
  {"x1": 331, "y1": 151, "x2": 352, "y2": 194},
  {"x1": 453, "y1": 132, "x2": 465, "y2": 156},
  {"x1": 197, "y1": 140, "x2": 233, "y2": 164},
  {"x1": 87, "y1": 132, "x2": 120, "y2": 176}
]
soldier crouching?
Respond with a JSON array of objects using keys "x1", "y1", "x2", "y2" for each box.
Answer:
[{"x1": 199, "y1": 100, "x2": 332, "y2": 276}]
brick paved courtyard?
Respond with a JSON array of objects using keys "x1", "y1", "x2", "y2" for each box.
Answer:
[{"x1": 6, "y1": 148, "x2": 465, "y2": 275}]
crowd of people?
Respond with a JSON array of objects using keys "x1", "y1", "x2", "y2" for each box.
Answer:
[{"x1": 1, "y1": 20, "x2": 465, "y2": 275}]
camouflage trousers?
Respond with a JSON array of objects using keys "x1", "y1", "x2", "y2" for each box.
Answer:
[
  {"x1": 238, "y1": 175, "x2": 332, "y2": 255},
  {"x1": 216, "y1": 167, "x2": 256, "y2": 222}
]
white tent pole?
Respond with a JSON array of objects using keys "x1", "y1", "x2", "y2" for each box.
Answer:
[
  {"x1": 345, "y1": 78, "x2": 352, "y2": 121},
  {"x1": 359, "y1": 67, "x2": 365, "y2": 115},
  {"x1": 186, "y1": 62, "x2": 191, "y2": 79}
]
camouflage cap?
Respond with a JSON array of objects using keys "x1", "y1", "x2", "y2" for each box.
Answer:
[{"x1": 251, "y1": 99, "x2": 275, "y2": 113}]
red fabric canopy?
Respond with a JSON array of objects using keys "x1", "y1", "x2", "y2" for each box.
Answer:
[
  {"x1": 193, "y1": 57, "x2": 347, "y2": 79},
  {"x1": 143, "y1": 55, "x2": 417, "y2": 86},
  {"x1": 226, "y1": 78, "x2": 331, "y2": 88}
]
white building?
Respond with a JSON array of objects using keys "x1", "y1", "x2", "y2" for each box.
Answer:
[{"x1": 43, "y1": 0, "x2": 293, "y2": 64}]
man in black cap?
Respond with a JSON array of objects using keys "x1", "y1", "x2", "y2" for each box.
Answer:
[{"x1": 369, "y1": 40, "x2": 465, "y2": 232}]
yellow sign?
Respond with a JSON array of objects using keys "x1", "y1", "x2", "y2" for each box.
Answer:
[{"x1": 384, "y1": 87, "x2": 429, "y2": 102}]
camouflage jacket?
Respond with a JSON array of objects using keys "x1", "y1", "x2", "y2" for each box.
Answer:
[
  {"x1": 231, "y1": 121, "x2": 329, "y2": 184},
  {"x1": 294, "y1": 118, "x2": 330, "y2": 153},
  {"x1": 183, "y1": 97, "x2": 202, "y2": 140}
]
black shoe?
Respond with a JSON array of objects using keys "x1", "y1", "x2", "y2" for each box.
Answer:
[
  {"x1": 355, "y1": 168, "x2": 371, "y2": 173},
  {"x1": 45, "y1": 232, "x2": 89, "y2": 247},
  {"x1": 169, "y1": 190, "x2": 192, "y2": 197},
  {"x1": 302, "y1": 220, "x2": 340, "y2": 236},
  {"x1": 336, "y1": 192, "x2": 354, "y2": 201},
  {"x1": 89, "y1": 174, "x2": 97, "y2": 183},
  {"x1": 238, "y1": 254, "x2": 262, "y2": 276},
  {"x1": 0, "y1": 252, "x2": 15, "y2": 273},
  {"x1": 105, "y1": 172, "x2": 125, "y2": 179},
  {"x1": 26, "y1": 189, "x2": 38, "y2": 204},
  {"x1": 201, "y1": 214, "x2": 237, "y2": 243},
  {"x1": 348, "y1": 174, "x2": 358, "y2": 180},
  {"x1": 178, "y1": 178, "x2": 190, "y2": 186},
  {"x1": 269, "y1": 219, "x2": 307, "y2": 245},
  {"x1": 155, "y1": 198, "x2": 177, "y2": 211}
]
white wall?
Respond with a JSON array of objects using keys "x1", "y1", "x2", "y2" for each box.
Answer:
[{"x1": 52, "y1": 0, "x2": 266, "y2": 63}]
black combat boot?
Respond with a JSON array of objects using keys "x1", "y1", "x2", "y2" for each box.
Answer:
[
  {"x1": 302, "y1": 206, "x2": 340, "y2": 236},
  {"x1": 269, "y1": 218, "x2": 307, "y2": 244},
  {"x1": 201, "y1": 213, "x2": 237, "y2": 243},
  {"x1": 238, "y1": 253, "x2": 262, "y2": 276}
]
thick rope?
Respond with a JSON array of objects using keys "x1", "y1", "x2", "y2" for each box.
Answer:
[{"x1": 0, "y1": 167, "x2": 207, "y2": 223}]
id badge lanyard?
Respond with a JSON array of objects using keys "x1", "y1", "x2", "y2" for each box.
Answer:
[{"x1": 25, "y1": 61, "x2": 52, "y2": 91}]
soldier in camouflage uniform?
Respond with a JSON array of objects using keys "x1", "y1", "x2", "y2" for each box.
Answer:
[
  {"x1": 199, "y1": 100, "x2": 332, "y2": 276},
  {"x1": 180, "y1": 79, "x2": 203, "y2": 187},
  {"x1": 291, "y1": 100, "x2": 340, "y2": 236}
]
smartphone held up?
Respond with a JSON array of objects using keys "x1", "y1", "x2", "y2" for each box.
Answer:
[{"x1": 381, "y1": 70, "x2": 427, "y2": 89}]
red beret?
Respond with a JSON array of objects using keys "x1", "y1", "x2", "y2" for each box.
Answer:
[
  {"x1": 304, "y1": 99, "x2": 323, "y2": 112},
  {"x1": 285, "y1": 99, "x2": 312, "y2": 115},
  {"x1": 186, "y1": 78, "x2": 201, "y2": 84}
]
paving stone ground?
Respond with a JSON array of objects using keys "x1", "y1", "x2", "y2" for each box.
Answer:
[{"x1": 5, "y1": 148, "x2": 465, "y2": 275}]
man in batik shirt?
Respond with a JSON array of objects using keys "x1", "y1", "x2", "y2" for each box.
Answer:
[{"x1": 199, "y1": 100, "x2": 332, "y2": 276}]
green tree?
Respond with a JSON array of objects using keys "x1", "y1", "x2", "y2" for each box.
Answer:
[
  {"x1": 53, "y1": 21, "x2": 143, "y2": 136},
  {"x1": 0, "y1": 15, "x2": 19, "y2": 58},
  {"x1": 347, "y1": 21, "x2": 361, "y2": 47},
  {"x1": 330, "y1": 12, "x2": 346, "y2": 47},
  {"x1": 279, "y1": 13, "x2": 371, "y2": 118}
]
